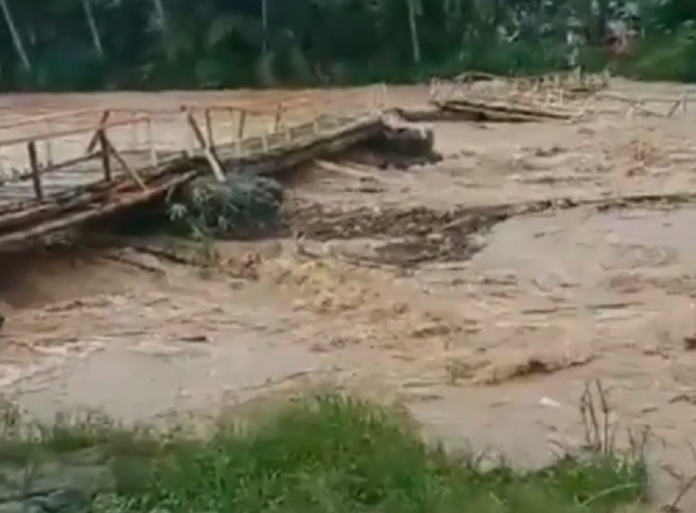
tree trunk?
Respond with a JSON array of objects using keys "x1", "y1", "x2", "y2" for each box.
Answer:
[
  {"x1": 406, "y1": 0, "x2": 421, "y2": 65},
  {"x1": 0, "y1": 0, "x2": 30, "y2": 71},
  {"x1": 151, "y1": 0, "x2": 167, "y2": 32},
  {"x1": 595, "y1": 0, "x2": 609, "y2": 43},
  {"x1": 261, "y1": 0, "x2": 268, "y2": 55},
  {"x1": 82, "y1": 0, "x2": 104, "y2": 58}
]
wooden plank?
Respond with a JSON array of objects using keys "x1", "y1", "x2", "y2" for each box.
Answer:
[{"x1": 0, "y1": 171, "x2": 198, "y2": 246}]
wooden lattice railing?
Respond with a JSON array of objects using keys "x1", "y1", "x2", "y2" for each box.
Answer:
[{"x1": 0, "y1": 84, "x2": 389, "y2": 204}]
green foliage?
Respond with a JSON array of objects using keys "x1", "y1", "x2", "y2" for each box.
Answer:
[
  {"x1": 620, "y1": 25, "x2": 696, "y2": 82},
  {"x1": 0, "y1": 394, "x2": 648, "y2": 513},
  {"x1": 168, "y1": 173, "x2": 284, "y2": 239},
  {"x1": 0, "y1": 0, "x2": 693, "y2": 90}
]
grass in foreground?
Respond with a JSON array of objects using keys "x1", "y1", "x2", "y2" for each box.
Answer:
[{"x1": 0, "y1": 393, "x2": 648, "y2": 513}]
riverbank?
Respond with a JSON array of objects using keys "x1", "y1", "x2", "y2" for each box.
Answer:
[{"x1": 0, "y1": 393, "x2": 648, "y2": 513}]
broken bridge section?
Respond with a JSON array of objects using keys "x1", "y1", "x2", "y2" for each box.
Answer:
[{"x1": 0, "y1": 85, "x2": 390, "y2": 249}]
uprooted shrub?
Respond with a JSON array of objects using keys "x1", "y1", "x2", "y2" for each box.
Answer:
[{"x1": 168, "y1": 172, "x2": 284, "y2": 239}]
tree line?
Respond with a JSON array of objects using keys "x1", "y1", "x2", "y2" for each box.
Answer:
[{"x1": 0, "y1": 0, "x2": 694, "y2": 91}]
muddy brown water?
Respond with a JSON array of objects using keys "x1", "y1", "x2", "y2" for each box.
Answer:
[{"x1": 2, "y1": 81, "x2": 696, "y2": 508}]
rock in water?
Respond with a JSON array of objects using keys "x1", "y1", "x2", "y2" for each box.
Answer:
[
  {"x1": 172, "y1": 172, "x2": 284, "y2": 239},
  {"x1": 0, "y1": 455, "x2": 109, "y2": 513},
  {"x1": 358, "y1": 117, "x2": 441, "y2": 169},
  {"x1": 381, "y1": 123, "x2": 435, "y2": 157}
]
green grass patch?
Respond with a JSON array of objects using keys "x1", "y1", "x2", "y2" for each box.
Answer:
[{"x1": 0, "y1": 393, "x2": 649, "y2": 513}]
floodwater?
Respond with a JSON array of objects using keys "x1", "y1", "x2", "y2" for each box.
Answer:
[
  {"x1": 1, "y1": 205, "x2": 696, "y2": 508},
  {"x1": 408, "y1": 206, "x2": 696, "y2": 464},
  {"x1": 2, "y1": 82, "x2": 696, "y2": 507},
  {"x1": 10, "y1": 338, "x2": 324, "y2": 424}
]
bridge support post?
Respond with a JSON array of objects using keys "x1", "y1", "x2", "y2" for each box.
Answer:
[
  {"x1": 237, "y1": 110, "x2": 247, "y2": 140},
  {"x1": 145, "y1": 118, "x2": 158, "y2": 167},
  {"x1": 130, "y1": 111, "x2": 140, "y2": 148},
  {"x1": 183, "y1": 109, "x2": 225, "y2": 183},
  {"x1": 273, "y1": 104, "x2": 283, "y2": 131},
  {"x1": 98, "y1": 129, "x2": 112, "y2": 182},
  {"x1": 204, "y1": 108, "x2": 214, "y2": 148},
  {"x1": 42, "y1": 121, "x2": 53, "y2": 167},
  {"x1": 26, "y1": 141, "x2": 43, "y2": 202},
  {"x1": 85, "y1": 109, "x2": 111, "y2": 154}
]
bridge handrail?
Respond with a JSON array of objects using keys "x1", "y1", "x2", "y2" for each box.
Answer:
[{"x1": 0, "y1": 84, "x2": 386, "y2": 204}]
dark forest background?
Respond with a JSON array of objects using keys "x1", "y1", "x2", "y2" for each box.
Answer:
[{"x1": 0, "y1": 0, "x2": 693, "y2": 91}]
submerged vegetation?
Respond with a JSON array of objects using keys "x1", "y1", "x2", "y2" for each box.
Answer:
[
  {"x1": 0, "y1": 0, "x2": 693, "y2": 90},
  {"x1": 168, "y1": 173, "x2": 285, "y2": 240}
]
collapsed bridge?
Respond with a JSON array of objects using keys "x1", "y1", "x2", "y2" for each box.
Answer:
[
  {"x1": 0, "y1": 85, "x2": 425, "y2": 250},
  {"x1": 0, "y1": 72, "x2": 632, "y2": 251}
]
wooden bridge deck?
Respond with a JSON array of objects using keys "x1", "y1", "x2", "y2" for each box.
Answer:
[{"x1": 0, "y1": 85, "x2": 388, "y2": 249}]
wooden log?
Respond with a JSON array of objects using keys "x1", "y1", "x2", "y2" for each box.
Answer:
[
  {"x1": 0, "y1": 172, "x2": 146, "y2": 234},
  {"x1": 443, "y1": 99, "x2": 575, "y2": 120},
  {"x1": 315, "y1": 160, "x2": 379, "y2": 180},
  {"x1": 435, "y1": 101, "x2": 573, "y2": 122},
  {"x1": 0, "y1": 150, "x2": 189, "y2": 218},
  {"x1": 0, "y1": 148, "x2": 206, "y2": 235},
  {"x1": 0, "y1": 176, "x2": 116, "y2": 217},
  {"x1": 0, "y1": 171, "x2": 198, "y2": 248}
]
